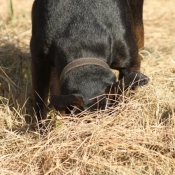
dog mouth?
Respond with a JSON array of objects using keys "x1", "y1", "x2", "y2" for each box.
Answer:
[
  {"x1": 79, "y1": 95, "x2": 115, "y2": 112},
  {"x1": 60, "y1": 96, "x2": 114, "y2": 115}
]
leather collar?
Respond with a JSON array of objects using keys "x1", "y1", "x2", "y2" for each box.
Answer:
[{"x1": 60, "y1": 58, "x2": 110, "y2": 81}]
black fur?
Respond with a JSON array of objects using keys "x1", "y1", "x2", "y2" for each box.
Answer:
[{"x1": 30, "y1": 0, "x2": 147, "y2": 121}]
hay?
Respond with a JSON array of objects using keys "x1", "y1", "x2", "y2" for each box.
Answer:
[{"x1": 0, "y1": 0, "x2": 175, "y2": 174}]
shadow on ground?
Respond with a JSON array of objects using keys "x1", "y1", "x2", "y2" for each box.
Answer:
[{"x1": 0, "y1": 41, "x2": 33, "y2": 123}]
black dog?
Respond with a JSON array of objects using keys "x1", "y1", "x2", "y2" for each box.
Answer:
[{"x1": 30, "y1": 0, "x2": 148, "y2": 121}]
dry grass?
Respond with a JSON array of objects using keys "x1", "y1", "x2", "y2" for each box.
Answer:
[{"x1": 0, "y1": 0, "x2": 175, "y2": 174}]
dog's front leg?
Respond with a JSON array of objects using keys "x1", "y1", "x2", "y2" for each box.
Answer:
[{"x1": 31, "y1": 57, "x2": 51, "y2": 123}]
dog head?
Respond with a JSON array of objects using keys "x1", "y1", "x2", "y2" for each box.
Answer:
[{"x1": 50, "y1": 70, "x2": 149, "y2": 113}]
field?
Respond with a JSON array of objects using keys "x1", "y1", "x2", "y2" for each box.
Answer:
[{"x1": 0, "y1": 0, "x2": 175, "y2": 174}]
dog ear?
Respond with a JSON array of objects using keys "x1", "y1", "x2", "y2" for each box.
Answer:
[
  {"x1": 50, "y1": 94, "x2": 84, "y2": 110},
  {"x1": 119, "y1": 70, "x2": 149, "y2": 89},
  {"x1": 106, "y1": 71, "x2": 149, "y2": 93}
]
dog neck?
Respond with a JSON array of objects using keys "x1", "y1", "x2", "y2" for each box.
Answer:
[{"x1": 60, "y1": 57, "x2": 110, "y2": 81}]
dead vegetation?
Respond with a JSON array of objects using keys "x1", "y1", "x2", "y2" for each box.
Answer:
[{"x1": 0, "y1": 0, "x2": 175, "y2": 174}]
